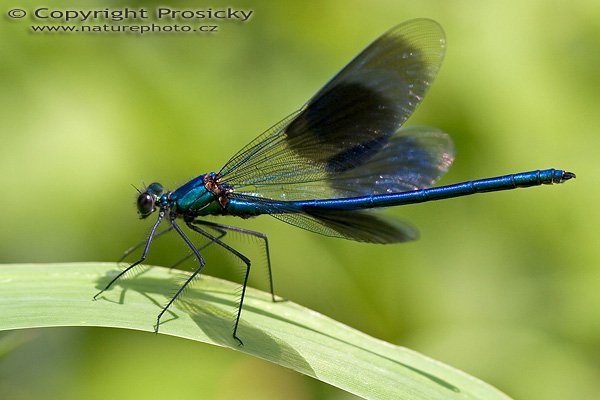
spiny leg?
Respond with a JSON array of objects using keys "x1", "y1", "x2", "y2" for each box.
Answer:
[
  {"x1": 118, "y1": 225, "x2": 174, "y2": 263},
  {"x1": 192, "y1": 219, "x2": 277, "y2": 302},
  {"x1": 168, "y1": 226, "x2": 227, "y2": 270},
  {"x1": 156, "y1": 219, "x2": 208, "y2": 334},
  {"x1": 94, "y1": 211, "x2": 165, "y2": 300},
  {"x1": 187, "y1": 220, "x2": 251, "y2": 346}
]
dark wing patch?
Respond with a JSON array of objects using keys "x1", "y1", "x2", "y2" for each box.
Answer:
[
  {"x1": 218, "y1": 19, "x2": 447, "y2": 201},
  {"x1": 272, "y1": 209, "x2": 418, "y2": 244},
  {"x1": 285, "y1": 81, "x2": 397, "y2": 172}
]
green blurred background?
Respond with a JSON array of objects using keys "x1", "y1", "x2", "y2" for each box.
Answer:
[{"x1": 1, "y1": 0, "x2": 598, "y2": 398}]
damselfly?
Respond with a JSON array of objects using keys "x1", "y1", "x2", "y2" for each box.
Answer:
[{"x1": 95, "y1": 19, "x2": 574, "y2": 344}]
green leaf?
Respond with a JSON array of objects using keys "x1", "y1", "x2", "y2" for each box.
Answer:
[{"x1": 0, "y1": 263, "x2": 511, "y2": 400}]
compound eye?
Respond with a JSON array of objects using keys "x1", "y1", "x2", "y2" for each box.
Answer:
[{"x1": 137, "y1": 193, "x2": 155, "y2": 218}]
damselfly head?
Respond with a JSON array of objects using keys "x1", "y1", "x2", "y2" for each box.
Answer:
[{"x1": 137, "y1": 182, "x2": 163, "y2": 219}]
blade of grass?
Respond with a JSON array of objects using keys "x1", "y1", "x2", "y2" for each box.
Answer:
[{"x1": 0, "y1": 263, "x2": 511, "y2": 400}]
